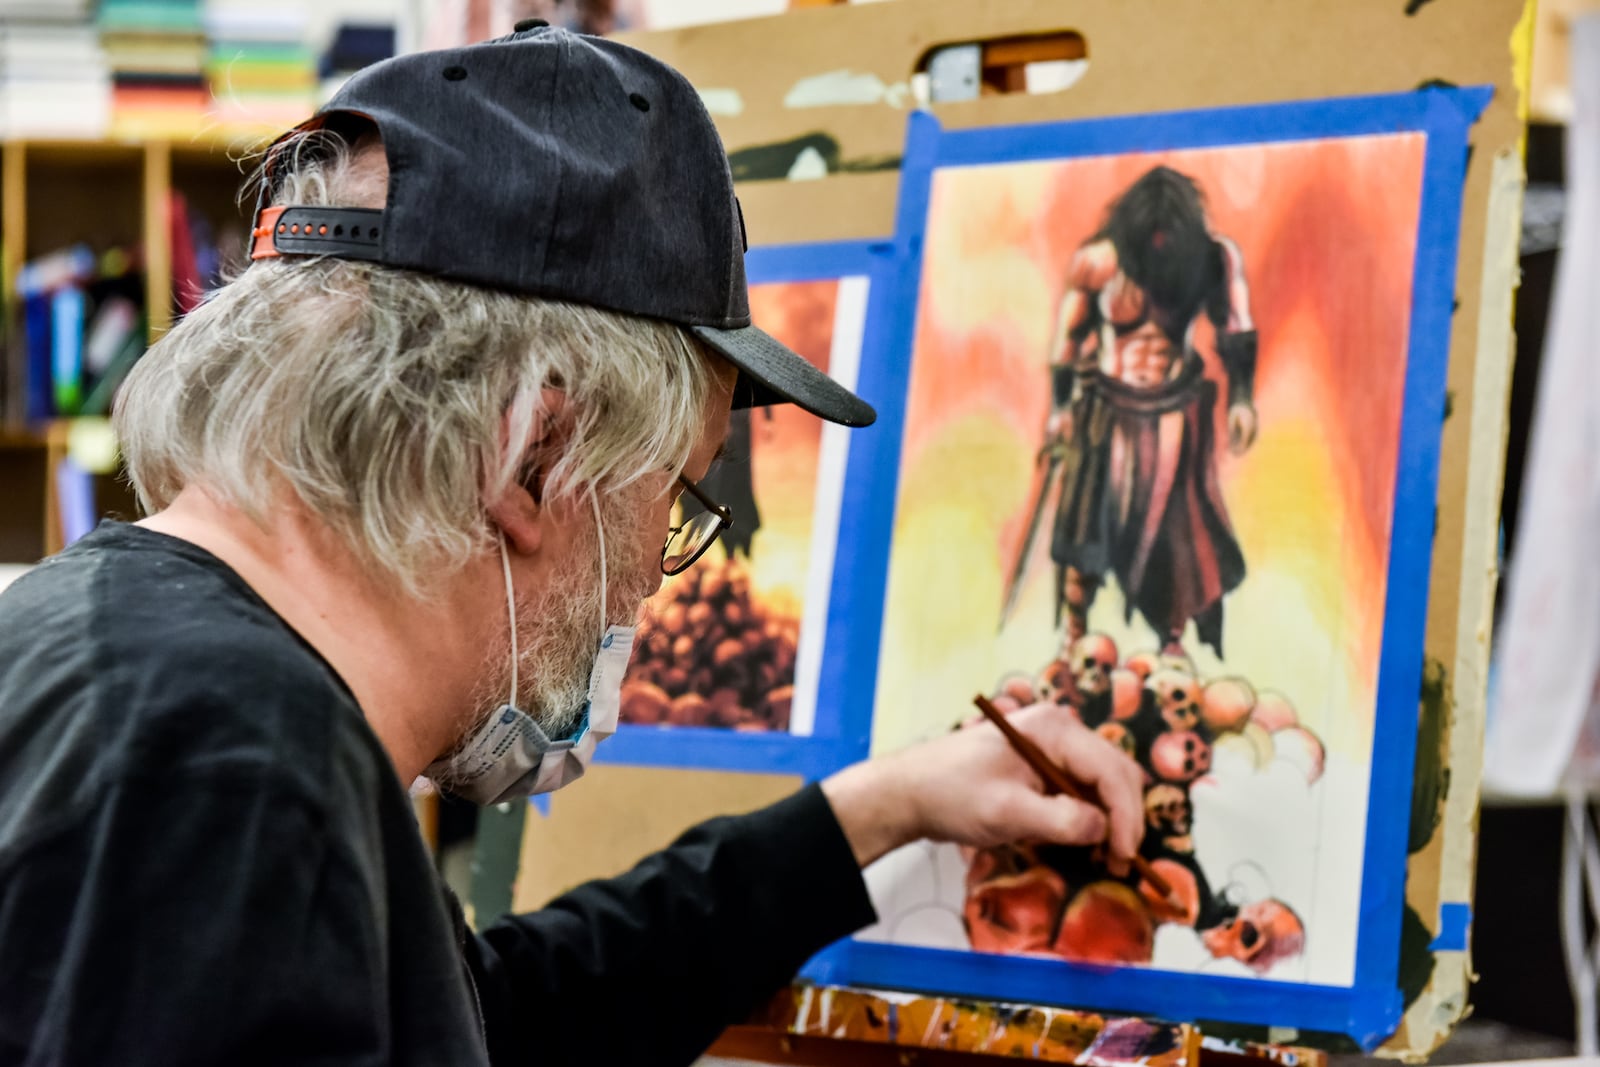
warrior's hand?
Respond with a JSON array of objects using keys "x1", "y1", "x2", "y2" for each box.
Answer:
[
  {"x1": 1045, "y1": 408, "x2": 1074, "y2": 448},
  {"x1": 1227, "y1": 403, "x2": 1258, "y2": 455}
]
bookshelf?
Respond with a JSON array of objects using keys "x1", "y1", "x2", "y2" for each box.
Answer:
[{"x1": 0, "y1": 132, "x2": 260, "y2": 563}]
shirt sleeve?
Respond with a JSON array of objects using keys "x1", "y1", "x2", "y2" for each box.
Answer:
[
  {"x1": 465, "y1": 783, "x2": 877, "y2": 1067},
  {"x1": 0, "y1": 770, "x2": 392, "y2": 1067}
]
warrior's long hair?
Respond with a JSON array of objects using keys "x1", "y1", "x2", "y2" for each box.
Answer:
[{"x1": 1094, "y1": 166, "x2": 1222, "y2": 319}]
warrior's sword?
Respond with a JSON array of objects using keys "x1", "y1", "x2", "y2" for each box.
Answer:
[{"x1": 998, "y1": 441, "x2": 1065, "y2": 630}]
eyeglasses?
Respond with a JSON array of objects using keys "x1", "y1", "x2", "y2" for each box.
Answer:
[{"x1": 663, "y1": 474, "x2": 733, "y2": 575}]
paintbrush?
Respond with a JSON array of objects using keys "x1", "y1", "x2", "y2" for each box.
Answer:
[{"x1": 972, "y1": 694, "x2": 1182, "y2": 909}]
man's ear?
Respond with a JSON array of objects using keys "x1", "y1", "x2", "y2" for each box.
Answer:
[
  {"x1": 489, "y1": 388, "x2": 567, "y2": 556},
  {"x1": 487, "y1": 481, "x2": 542, "y2": 557}
]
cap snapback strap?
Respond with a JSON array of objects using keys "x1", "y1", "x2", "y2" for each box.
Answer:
[{"x1": 250, "y1": 206, "x2": 386, "y2": 261}]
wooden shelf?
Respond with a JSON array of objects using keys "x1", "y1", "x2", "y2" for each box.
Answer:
[{"x1": 1, "y1": 134, "x2": 255, "y2": 562}]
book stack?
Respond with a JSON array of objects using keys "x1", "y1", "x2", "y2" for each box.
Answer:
[
  {"x1": 318, "y1": 22, "x2": 394, "y2": 104},
  {"x1": 98, "y1": 0, "x2": 207, "y2": 139},
  {"x1": 204, "y1": 0, "x2": 315, "y2": 135},
  {"x1": 0, "y1": 0, "x2": 110, "y2": 138},
  {"x1": 15, "y1": 245, "x2": 147, "y2": 423}
]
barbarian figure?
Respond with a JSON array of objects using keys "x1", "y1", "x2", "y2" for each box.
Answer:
[{"x1": 1003, "y1": 166, "x2": 1257, "y2": 656}]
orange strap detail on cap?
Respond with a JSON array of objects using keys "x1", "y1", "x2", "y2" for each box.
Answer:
[{"x1": 250, "y1": 206, "x2": 288, "y2": 260}]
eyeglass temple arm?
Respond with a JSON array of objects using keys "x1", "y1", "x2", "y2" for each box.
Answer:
[{"x1": 677, "y1": 474, "x2": 733, "y2": 522}]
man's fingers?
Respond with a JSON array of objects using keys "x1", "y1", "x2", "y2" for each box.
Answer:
[
  {"x1": 1007, "y1": 790, "x2": 1108, "y2": 848},
  {"x1": 1027, "y1": 712, "x2": 1146, "y2": 861}
]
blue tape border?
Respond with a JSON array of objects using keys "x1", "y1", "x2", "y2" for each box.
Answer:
[
  {"x1": 1429, "y1": 903, "x2": 1472, "y2": 952},
  {"x1": 801, "y1": 87, "x2": 1491, "y2": 1053},
  {"x1": 595, "y1": 238, "x2": 896, "y2": 780}
]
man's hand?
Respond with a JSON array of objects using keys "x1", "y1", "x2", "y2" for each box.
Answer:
[
  {"x1": 1227, "y1": 402, "x2": 1258, "y2": 454},
  {"x1": 819, "y1": 703, "x2": 1145, "y2": 873}
]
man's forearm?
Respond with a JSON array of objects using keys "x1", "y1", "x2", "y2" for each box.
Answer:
[{"x1": 820, "y1": 755, "x2": 923, "y2": 867}]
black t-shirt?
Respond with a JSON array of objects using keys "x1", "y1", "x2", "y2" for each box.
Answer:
[{"x1": 0, "y1": 523, "x2": 875, "y2": 1066}]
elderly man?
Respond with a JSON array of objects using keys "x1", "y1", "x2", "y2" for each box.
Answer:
[{"x1": 0, "y1": 24, "x2": 1141, "y2": 1067}]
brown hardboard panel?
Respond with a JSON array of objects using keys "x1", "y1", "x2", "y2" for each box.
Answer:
[
  {"x1": 510, "y1": 763, "x2": 800, "y2": 913},
  {"x1": 516, "y1": 1, "x2": 1531, "y2": 1055}
]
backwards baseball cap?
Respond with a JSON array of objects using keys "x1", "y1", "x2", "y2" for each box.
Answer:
[{"x1": 249, "y1": 21, "x2": 874, "y2": 428}]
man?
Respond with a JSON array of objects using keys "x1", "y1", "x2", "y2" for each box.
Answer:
[
  {"x1": 1014, "y1": 166, "x2": 1257, "y2": 658},
  {"x1": 0, "y1": 24, "x2": 1143, "y2": 1067}
]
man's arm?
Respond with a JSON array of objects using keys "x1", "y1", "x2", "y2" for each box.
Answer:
[
  {"x1": 466, "y1": 785, "x2": 872, "y2": 1067},
  {"x1": 468, "y1": 704, "x2": 1144, "y2": 1067}
]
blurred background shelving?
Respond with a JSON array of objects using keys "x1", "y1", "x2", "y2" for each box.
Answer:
[
  {"x1": 0, "y1": 134, "x2": 259, "y2": 561},
  {"x1": 0, "y1": 0, "x2": 406, "y2": 565}
]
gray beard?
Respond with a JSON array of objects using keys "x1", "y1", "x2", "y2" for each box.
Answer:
[{"x1": 437, "y1": 492, "x2": 656, "y2": 788}]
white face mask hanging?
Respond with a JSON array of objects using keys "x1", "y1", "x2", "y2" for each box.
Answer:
[{"x1": 425, "y1": 493, "x2": 636, "y2": 805}]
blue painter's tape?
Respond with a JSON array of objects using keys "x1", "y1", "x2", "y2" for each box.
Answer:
[
  {"x1": 746, "y1": 239, "x2": 887, "y2": 285},
  {"x1": 806, "y1": 86, "x2": 1493, "y2": 1054},
  {"x1": 595, "y1": 237, "x2": 896, "y2": 780},
  {"x1": 1429, "y1": 903, "x2": 1472, "y2": 951}
]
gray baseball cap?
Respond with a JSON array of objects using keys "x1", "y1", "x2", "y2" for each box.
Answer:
[{"x1": 249, "y1": 21, "x2": 875, "y2": 428}]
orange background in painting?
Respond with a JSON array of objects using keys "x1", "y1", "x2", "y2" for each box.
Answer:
[
  {"x1": 657, "y1": 278, "x2": 838, "y2": 616},
  {"x1": 875, "y1": 132, "x2": 1427, "y2": 761},
  {"x1": 746, "y1": 277, "x2": 836, "y2": 607}
]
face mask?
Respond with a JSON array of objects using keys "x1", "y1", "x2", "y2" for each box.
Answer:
[{"x1": 425, "y1": 493, "x2": 636, "y2": 805}]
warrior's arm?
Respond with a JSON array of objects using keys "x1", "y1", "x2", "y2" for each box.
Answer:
[
  {"x1": 1209, "y1": 235, "x2": 1257, "y2": 409},
  {"x1": 1049, "y1": 244, "x2": 1111, "y2": 411},
  {"x1": 1050, "y1": 287, "x2": 1094, "y2": 409}
]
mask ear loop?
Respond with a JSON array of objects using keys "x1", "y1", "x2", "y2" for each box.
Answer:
[
  {"x1": 499, "y1": 532, "x2": 518, "y2": 706},
  {"x1": 590, "y1": 492, "x2": 607, "y2": 639}
]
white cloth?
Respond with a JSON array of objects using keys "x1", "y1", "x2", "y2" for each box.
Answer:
[{"x1": 1486, "y1": 14, "x2": 1600, "y2": 798}]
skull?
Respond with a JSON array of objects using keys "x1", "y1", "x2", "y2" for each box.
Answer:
[
  {"x1": 1150, "y1": 730, "x2": 1212, "y2": 783},
  {"x1": 964, "y1": 845, "x2": 1066, "y2": 956},
  {"x1": 1108, "y1": 668, "x2": 1144, "y2": 721},
  {"x1": 997, "y1": 673, "x2": 1039, "y2": 707},
  {"x1": 1068, "y1": 633, "x2": 1119, "y2": 698},
  {"x1": 1150, "y1": 668, "x2": 1202, "y2": 732},
  {"x1": 1097, "y1": 721, "x2": 1137, "y2": 759},
  {"x1": 1053, "y1": 881, "x2": 1155, "y2": 965},
  {"x1": 1200, "y1": 676, "x2": 1257, "y2": 734},
  {"x1": 1075, "y1": 665, "x2": 1111, "y2": 700},
  {"x1": 1143, "y1": 783, "x2": 1193, "y2": 837},
  {"x1": 1251, "y1": 689, "x2": 1300, "y2": 733},
  {"x1": 1202, "y1": 899, "x2": 1305, "y2": 973},
  {"x1": 1138, "y1": 858, "x2": 1201, "y2": 927},
  {"x1": 1069, "y1": 632, "x2": 1119, "y2": 672},
  {"x1": 1122, "y1": 650, "x2": 1162, "y2": 681}
]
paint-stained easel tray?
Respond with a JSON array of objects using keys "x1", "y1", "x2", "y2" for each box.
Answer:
[{"x1": 709, "y1": 983, "x2": 1327, "y2": 1067}]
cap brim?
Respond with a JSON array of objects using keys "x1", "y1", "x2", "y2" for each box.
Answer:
[{"x1": 692, "y1": 324, "x2": 876, "y2": 428}]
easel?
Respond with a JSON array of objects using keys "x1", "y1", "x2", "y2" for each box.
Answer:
[{"x1": 481, "y1": 2, "x2": 1534, "y2": 1061}]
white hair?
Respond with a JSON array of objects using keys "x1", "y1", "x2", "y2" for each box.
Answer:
[{"x1": 115, "y1": 128, "x2": 718, "y2": 597}]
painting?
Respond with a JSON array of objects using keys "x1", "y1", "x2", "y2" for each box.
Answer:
[
  {"x1": 598, "y1": 241, "x2": 887, "y2": 777},
  {"x1": 804, "y1": 91, "x2": 1488, "y2": 1047}
]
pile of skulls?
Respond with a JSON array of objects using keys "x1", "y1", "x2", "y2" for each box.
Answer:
[
  {"x1": 619, "y1": 557, "x2": 798, "y2": 731},
  {"x1": 988, "y1": 632, "x2": 1324, "y2": 788},
  {"x1": 960, "y1": 632, "x2": 1317, "y2": 973}
]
